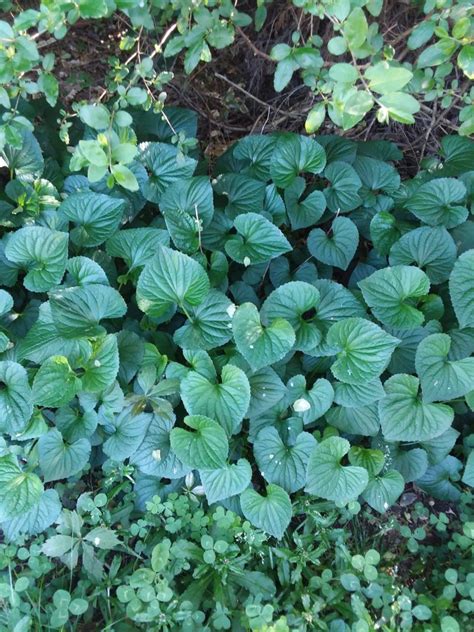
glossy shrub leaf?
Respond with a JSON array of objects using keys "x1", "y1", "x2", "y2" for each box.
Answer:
[
  {"x1": 137, "y1": 245, "x2": 210, "y2": 319},
  {"x1": 379, "y1": 374, "x2": 454, "y2": 441},
  {"x1": 254, "y1": 427, "x2": 316, "y2": 493},
  {"x1": 181, "y1": 364, "x2": 251, "y2": 436},
  {"x1": 225, "y1": 213, "x2": 291, "y2": 266},
  {"x1": 308, "y1": 216, "x2": 359, "y2": 270},
  {"x1": 200, "y1": 459, "x2": 252, "y2": 504},
  {"x1": 416, "y1": 333, "x2": 474, "y2": 403},
  {"x1": 233, "y1": 302, "x2": 295, "y2": 371},
  {"x1": 359, "y1": 265, "x2": 431, "y2": 329},
  {"x1": 449, "y1": 250, "x2": 474, "y2": 329},
  {"x1": 170, "y1": 415, "x2": 229, "y2": 470},
  {"x1": 327, "y1": 317, "x2": 400, "y2": 384},
  {"x1": 240, "y1": 484, "x2": 292, "y2": 539},
  {"x1": 5, "y1": 226, "x2": 68, "y2": 292},
  {"x1": 306, "y1": 437, "x2": 369, "y2": 503}
]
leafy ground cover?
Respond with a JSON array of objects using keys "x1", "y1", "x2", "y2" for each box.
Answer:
[
  {"x1": 0, "y1": 105, "x2": 473, "y2": 628},
  {"x1": 0, "y1": 2, "x2": 473, "y2": 631}
]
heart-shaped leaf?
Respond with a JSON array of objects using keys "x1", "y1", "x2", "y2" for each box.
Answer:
[
  {"x1": 254, "y1": 427, "x2": 316, "y2": 493},
  {"x1": 308, "y1": 216, "x2": 359, "y2": 270},
  {"x1": 449, "y1": 250, "x2": 474, "y2": 329},
  {"x1": 200, "y1": 459, "x2": 252, "y2": 504},
  {"x1": 0, "y1": 361, "x2": 33, "y2": 435},
  {"x1": 225, "y1": 213, "x2": 291, "y2": 266},
  {"x1": 270, "y1": 134, "x2": 326, "y2": 188},
  {"x1": 327, "y1": 317, "x2": 400, "y2": 384},
  {"x1": 170, "y1": 415, "x2": 229, "y2": 470},
  {"x1": 233, "y1": 302, "x2": 295, "y2": 371},
  {"x1": 415, "y1": 333, "x2": 474, "y2": 402},
  {"x1": 240, "y1": 483, "x2": 292, "y2": 539},
  {"x1": 306, "y1": 436, "x2": 369, "y2": 502},
  {"x1": 379, "y1": 373, "x2": 454, "y2": 441},
  {"x1": 181, "y1": 364, "x2": 251, "y2": 436},
  {"x1": 362, "y1": 470, "x2": 404, "y2": 513},
  {"x1": 359, "y1": 265, "x2": 431, "y2": 329},
  {"x1": 38, "y1": 429, "x2": 91, "y2": 482}
]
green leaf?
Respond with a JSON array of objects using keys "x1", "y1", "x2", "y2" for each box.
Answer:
[
  {"x1": 305, "y1": 103, "x2": 326, "y2": 134},
  {"x1": 200, "y1": 459, "x2": 252, "y2": 504},
  {"x1": 49, "y1": 285, "x2": 127, "y2": 338},
  {"x1": 287, "y1": 376, "x2": 334, "y2": 424},
  {"x1": 365, "y1": 62, "x2": 413, "y2": 94},
  {"x1": 370, "y1": 212, "x2": 401, "y2": 256},
  {"x1": 353, "y1": 155, "x2": 400, "y2": 192},
  {"x1": 379, "y1": 374, "x2": 454, "y2": 441},
  {"x1": 415, "y1": 333, "x2": 474, "y2": 403},
  {"x1": 307, "y1": 216, "x2": 359, "y2": 270},
  {"x1": 38, "y1": 429, "x2": 91, "y2": 482},
  {"x1": 0, "y1": 361, "x2": 33, "y2": 435},
  {"x1": 359, "y1": 265, "x2": 431, "y2": 329},
  {"x1": 389, "y1": 227, "x2": 457, "y2": 284},
  {"x1": 327, "y1": 317, "x2": 400, "y2": 384},
  {"x1": 378, "y1": 92, "x2": 420, "y2": 124},
  {"x1": 462, "y1": 451, "x2": 474, "y2": 486},
  {"x1": 0, "y1": 489, "x2": 61, "y2": 541},
  {"x1": 106, "y1": 227, "x2": 169, "y2": 272},
  {"x1": 449, "y1": 250, "x2": 474, "y2": 329},
  {"x1": 80, "y1": 334, "x2": 119, "y2": 392},
  {"x1": 225, "y1": 213, "x2": 291, "y2": 266},
  {"x1": 136, "y1": 245, "x2": 210, "y2": 319},
  {"x1": 181, "y1": 364, "x2": 251, "y2": 436},
  {"x1": 79, "y1": 104, "x2": 110, "y2": 130},
  {"x1": 233, "y1": 302, "x2": 295, "y2": 371},
  {"x1": 417, "y1": 456, "x2": 462, "y2": 501},
  {"x1": 284, "y1": 178, "x2": 326, "y2": 230},
  {"x1": 247, "y1": 368, "x2": 286, "y2": 417},
  {"x1": 407, "y1": 178, "x2": 467, "y2": 228},
  {"x1": 254, "y1": 427, "x2": 316, "y2": 493},
  {"x1": 103, "y1": 408, "x2": 152, "y2": 460},
  {"x1": 417, "y1": 40, "x2": 457, "y2": 68},
  {"x1": 66, "y1": 256, "x2": 109, "y2": 287},
  {"x1": 389, "y1": 445, "x2": 428, "y2": 482},
  {"x1": 173, "y1": 290, "x2": 233, "y2": 351},
  {"x1": 161, "y1": 176, "x2": 214, "y2": 237},
  {"x1": 261, "y1": 281, "x2": 322, "y2": 353},
  {"x1": 0, "y1": 289, "x2": 13, "y2": 316},
  {"x1": 170, "y1": 415, "x2": 229, "y2": 470},
  {"x1": 32, "y1": 356, "x2": 81, "y2": 408},
  {"x1": 240, "y1": 483, "x2": 292, "y2": 539},
  {"x1": 60, "y1": 192, "x2": 125, "y2": 247},
  {"x1": 341, "y1": 90, "x2": 374, "y2": 130},
  {"x1": 214, "y1": 174, "x2": 266, "y2": 219},
  {"x1": 139, "y1": 142, "x2": 197, "y2": 203},
  {"x1": 458, "y1": 44, "x2": 474, "y2": 80},
  {"x1": 111, "y1": 164, "x2": 139, "y2": 191},
  {"x1": 84, "y1": 526, "x2": 120, "y2": 549},
  {"x1": 306, "y1": 436, "x2": 369, "y2": 503},
  {"x1": 270, "y1": 134, "x2": 326, "y2": 188},
  {"x1": 362, "y1": 470, "x2": 404, "y2": 513},
  {"x1": 333, "y1": 379, "x2": 385, "y2": 408},
  {"x1": 323, "y1": 161, "x2": 362, "y2": 213},
  {"x1": 0, "y1": 454, "x2": 43, "y2": 521},
  {"x1": 5, "y1": 226, "x2": 68, "y2": 292},
  {"x1": 348, "y1": 447, "x2": 385, "y2": 477},
  {"x1": 130, "y1": 408, "x2": 189, "y2": 480},
  {"x1": 1, "y1": 131, "x2": 44, "y2": 179},
  {"x1": 343, "y1": 7, "x2": 368, "y2": 50},
  {"x1": 326, "y1": 403, "x2": 380, "y2": 436},
  {"x1": 312, "y1": 279, "x2": 367, "y2": 335}
]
